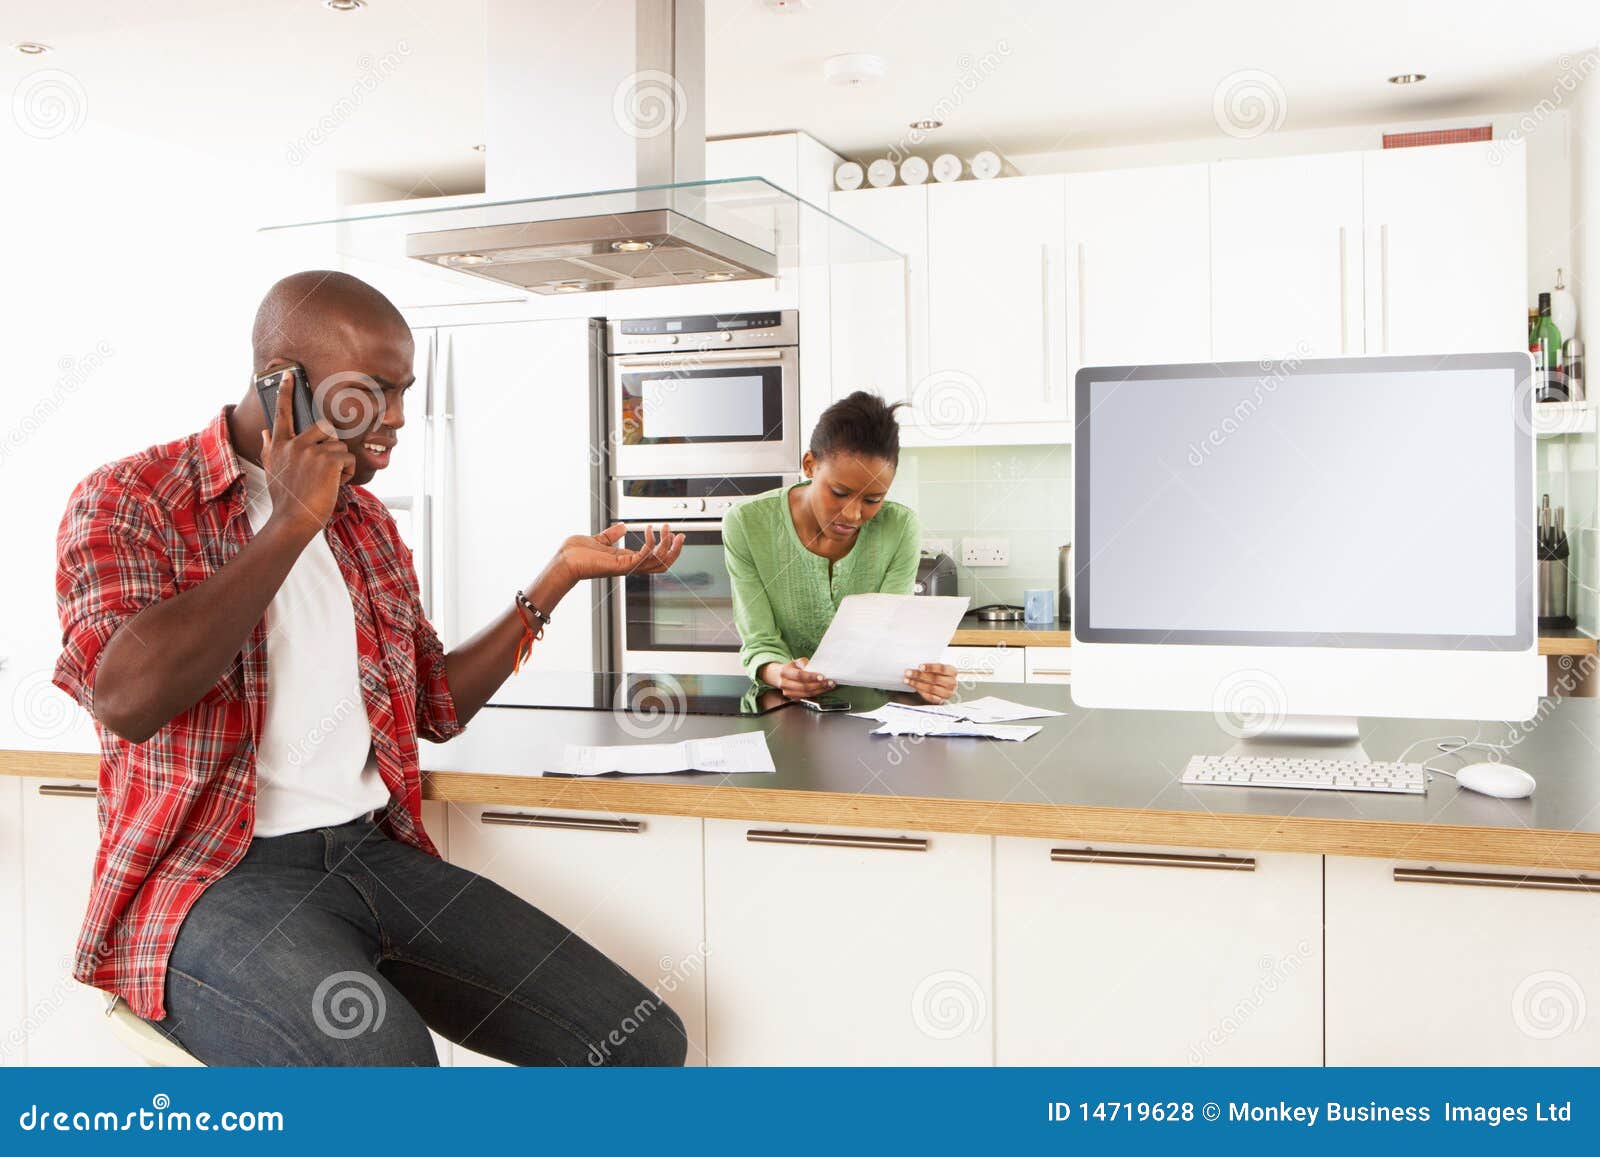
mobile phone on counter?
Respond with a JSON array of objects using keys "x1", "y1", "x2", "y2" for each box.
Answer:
[
  {"x1": 798, "y1": 693, "x2": 851, "y2": 713},
  {"x1": 253, "y1": 363, "x2": 316, "y2": 435}
]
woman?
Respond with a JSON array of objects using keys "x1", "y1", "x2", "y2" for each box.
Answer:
[{"x1": 724, "y1": 391, "x2": 959, "y2": 704}]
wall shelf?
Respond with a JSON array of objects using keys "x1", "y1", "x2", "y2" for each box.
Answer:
[{"x1": 1534, "y1": 401, "x2": 1596, "y2": 436}]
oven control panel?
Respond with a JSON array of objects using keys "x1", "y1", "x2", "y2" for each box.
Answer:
[{"x1": 606, "y1": 310, "x2": 798, "y2": 354}]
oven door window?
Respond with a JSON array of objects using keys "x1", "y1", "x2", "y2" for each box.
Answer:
[
  {"x1": 620, "y1": 365, "x2": 784, "y2": 446},
  {"x1": 623, "y1": 529, "x2": 739, "y2": 652}
]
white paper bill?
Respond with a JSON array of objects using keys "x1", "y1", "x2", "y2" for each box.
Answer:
[
  {"x1": 549, "y1": 731, "x2": 776, "y2": 776},
  {"x1": 806, "y1": 594, "x2": 971, "y2": 692}
]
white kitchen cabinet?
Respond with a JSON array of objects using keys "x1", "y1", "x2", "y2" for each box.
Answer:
[
  {"x1": 1210, "y1": 153, "x2": 1364, "y2": 361},
  {"x1": 1326, "y1": 854, "x2": 1600, "y2": 1064},
  {"x1": 1064, "y1": 164, "x2": 1211, "y2": 376},
  {"x1": 926, "y1": 176, "x2": 1069, "y2": 441},
  {"x1": 704, "y1": 818, "x2": 991, "y2": 1065},
  {"x1": 1024, "y1": 645, "x2": 1073, "y2": 684},
  {"x1": 996, "y1": 836, "x2": 1323, "y2": 1065},
  {"x1": 1362, "y1": 140, "x2": 1527, "y2": 356},
  {"x1": 20, "y1": 779, "x2": 139, "y2": 1066},
  {"x1": 439, "y1": 320, "x2": 602, "y2": 691},
  {"x1": 445, "y1": 804, "x2": 706, "y2": 1066},
  {"x1": 829, "y1": 185, "x2": 928, "y2": 411},
  {"x1": 0, "y1": 778, "x2": 24, "y2": 1066},
  {"x1": 943, "y1": 645, "x2": 1026, "y2": 685}
]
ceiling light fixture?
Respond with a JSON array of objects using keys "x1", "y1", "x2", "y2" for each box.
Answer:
[
  {"x1": 1387, "y1": 73, "x2": 1426, "y2": 85},
  {"x1": 612, "y1": 239, "x2": 655, "y2": 252},
  {"x1": 322, "y1": 0, "x2": 367, "y2": 11},
  {"x1": 703, "y1": 271, "x2": 735, "y2": 282},
  {"x1": 910, "y1": 119, "x2": 942, "y2": 131},
  {"x1": 13, "y1": 41, "x2": 51, "y2": 55},
  {"x1": 824, "y1": 53, "x2": 888, "y2": 87},
  {"x1": 471, "y1": 143, "x2": 486, "y2": 152},
  {"x1": 552, "y1": 281, "x2": 590, "y2": 293},
  {"x1": 446, "y1": 253, "x2": 491, "y2": 267}
]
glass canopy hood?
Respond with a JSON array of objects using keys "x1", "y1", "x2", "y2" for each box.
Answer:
[{"x1": 258, "y1": 177, "x2": 904, "y2": 302}]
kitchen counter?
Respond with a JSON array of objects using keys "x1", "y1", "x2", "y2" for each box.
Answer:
[
  {"x1": 947, "y1": 614, "x2": 1598, "y2": 656},
  {"x1": 7, "y1": 683, "x2": 1600, "y2": 871}
]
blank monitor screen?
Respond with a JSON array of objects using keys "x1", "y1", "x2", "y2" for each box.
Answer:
[{"x1": 1074, "y1": 353, "x2": 1533, "y2": 649}]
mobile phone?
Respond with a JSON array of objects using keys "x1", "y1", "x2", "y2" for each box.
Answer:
[
  {"x1": 798, "y1": 693, "x2": 851, "y2": 713},
  {"x1": 253, "y1": 363, "x2": 316, "y2": 435}
]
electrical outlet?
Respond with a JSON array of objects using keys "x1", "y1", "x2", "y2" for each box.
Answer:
[
  {"x1": 922, "y1": 537, "x2": 954, "y2": 557},
  {"x1": 962, "y1": 537, "x2": 1010, "y2": 567}
]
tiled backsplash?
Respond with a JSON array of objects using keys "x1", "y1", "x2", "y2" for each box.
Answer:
[{"x1": 891, "y1": 444, "x2": 1073, "y2": 611}]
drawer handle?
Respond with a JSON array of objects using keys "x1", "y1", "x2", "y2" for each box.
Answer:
[
  {"x1": 747, "y1": 829, "x2": 928, "y2": 853},
  {"x1": 1394, "y1": 867, "x2": 1600, "y2": 894},
  {"x1": 1029, "y1": 668, "x2": 1073, "y2": 676},
  {"x1": 481, "y1": 812, "x2": 642, "y2": 834},
  {"x1": 37, "y1": 783, "x2": 98, "y2": 799},
  {"x1": 1051, "y1": 848, "x2": 1255, "y2": 871}
]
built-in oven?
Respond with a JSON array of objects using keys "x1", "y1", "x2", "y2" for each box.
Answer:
[
  {"x1": 605, "y1": 310, "x2": 800, "y2": 478},
  {"x1": 611, "y1": 473, "x2": 800, "y2": 675}
]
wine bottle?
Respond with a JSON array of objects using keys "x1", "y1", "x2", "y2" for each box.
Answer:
[{"x1": 1533, "y1": 292, "x2": 1567, "y2": 402}]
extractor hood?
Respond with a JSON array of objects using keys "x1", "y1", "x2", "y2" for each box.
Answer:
[{"x1": 259, "y1": 0, "x2": 900, "y2": 301}]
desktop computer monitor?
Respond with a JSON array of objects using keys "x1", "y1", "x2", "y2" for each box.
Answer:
[{"x1": 1071, "y1": 352, "x2": 1542, "y2": 757}]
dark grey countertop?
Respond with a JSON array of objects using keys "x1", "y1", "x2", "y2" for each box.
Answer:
[{"x1": 419, "y1": 682, "x2": 1600, "y2": 866}]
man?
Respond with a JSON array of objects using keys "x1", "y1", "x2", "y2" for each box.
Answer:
[{"x1": 52, "y1": 271, "x2": 688, "y2": 1066}]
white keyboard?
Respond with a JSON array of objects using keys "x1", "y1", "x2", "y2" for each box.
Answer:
[{"x1": 1183, "y1": 754, "x2": 1428, "y2": 795}]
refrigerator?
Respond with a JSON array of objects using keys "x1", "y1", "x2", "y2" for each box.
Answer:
[{"x1": 373, "y1": 318, "x2": 609, "y2": 704}]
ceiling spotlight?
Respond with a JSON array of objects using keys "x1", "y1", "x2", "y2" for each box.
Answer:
[
  {"x1": 322, "y1": 0, "x2": 367, "y2": 11},
  {"x1": 824, "y1": 53, "x2": 888, "y2": 87},
  {"x1": 446, "y1": 253, "x2": 491, "y2": 267},
  {"x1": 910, "y1": 119, "x2": 942, "y2": 131},
  {"x1": 1387, "y1": 73, "x2": 1427, "y2": 85},
  {"x1": 612, "y1": 239, "x2": 655, "y2": 253},
  {"x1": 552, "y1": 281, "x2": 589, "y2": 293},
  {"x1": 13, "y1": 41, "x2": 51, "y2": 55},
  {"x1": 471, "y1": 143, "x2": 486, "y2": 152},
  {"x1": 703, "y1": 272, "x2": 736, "y2": 282}
]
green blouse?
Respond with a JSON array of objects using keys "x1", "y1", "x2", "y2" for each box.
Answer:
[{"x1": 722, "y1": 481, "x2": 921, "y2": 682}]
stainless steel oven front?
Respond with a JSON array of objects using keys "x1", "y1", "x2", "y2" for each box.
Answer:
[
  {"x1": 611, "y1": 474, "x2": 800, "y2": 675},
  {"x1": 606, "y1": 310, "x2": 800, "y2": 478}
]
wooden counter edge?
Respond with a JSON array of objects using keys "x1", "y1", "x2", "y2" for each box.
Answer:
[
  {"x1": 948, "y1": 629, "x2": 1598, "y2": 655},
  {"x1": 6, "y1": 748, "x2": 1598, "y2": 872}
]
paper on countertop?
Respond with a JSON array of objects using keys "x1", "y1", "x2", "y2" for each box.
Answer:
[
  {"x1": 871, "y1": 714, "x2": 1041, "y2": 742},
  {"x1": 852, "y1": 696, "x2": 1062, "y2": 724},
  {"x1": 548, "y1": 731, "x2": 776, "y2": 777},
  {"x1": 806, "y1": 593, "x2": 971, "y2": 692}
]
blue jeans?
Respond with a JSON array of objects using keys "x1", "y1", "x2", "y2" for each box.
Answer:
[{"x1": 142, "y1": 817, "x2": 687, "y2": 1067}]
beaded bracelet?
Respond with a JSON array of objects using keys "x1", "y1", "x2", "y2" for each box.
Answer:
[{"x1": 512, "y1": 591, "x2": 551, "y2": 674}]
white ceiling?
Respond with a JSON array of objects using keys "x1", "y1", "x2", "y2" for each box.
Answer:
[{"x1": 5, "y1": 0, "x2": 1599, "y2": 192}]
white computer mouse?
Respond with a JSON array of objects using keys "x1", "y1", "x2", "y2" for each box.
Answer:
[{"x1": 1455, "y1": 762, "x2": 1536, "y2": 800}]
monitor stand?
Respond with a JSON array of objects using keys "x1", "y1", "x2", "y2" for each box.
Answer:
[{"x1": 1223, "y1": 715, "x2": 1371, "y2": 763}]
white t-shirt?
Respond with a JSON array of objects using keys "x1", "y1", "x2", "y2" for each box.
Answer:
[{"x1": 238, "y1": 458, "x2": 391, "y2": 837}]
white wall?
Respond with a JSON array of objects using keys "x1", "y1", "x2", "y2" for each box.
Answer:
[{"x1": 0, "y1": 122, "x2": 337, "y2": 752}]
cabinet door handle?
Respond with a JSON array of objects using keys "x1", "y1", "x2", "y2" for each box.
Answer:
[
  {"x1": 481, "y1": 812, "x2": 642, "y2": 834},
  {"x1": 1394, "y1": 867, "x2": 1600, "y2": 894},
  {"x1": 1040, "y1": 243, "x2": 1053, "y2": 403},
  {"x1": 1029, "y1": 668, "x2": 1073, "y2": 676},
  {"x1": 1378, "y1": 223, "x2": 1390, "y2": 354},
  {"x1": 37, "y1": 783, "x2": 98, "y2": 799},
  {"x1": 1051, "y1": 847, "x2": 1255, "y2": 871},
  {"x1": 1075, "y1": 241, "x2": 1087, "y2": 371},
  {"x1": 615, "y1": 349, "x2": 782, "y2": 368},
  {"x1": 747, "y1": 829, "x2": 928, "y2": 852},
  {"x1": 1337, "y1": 225, "x2": 1348, "y2": 355}
]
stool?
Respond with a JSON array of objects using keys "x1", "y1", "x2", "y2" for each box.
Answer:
[{"x1": 101, "y1": 992, "x2": 205, "y2": 1067}]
